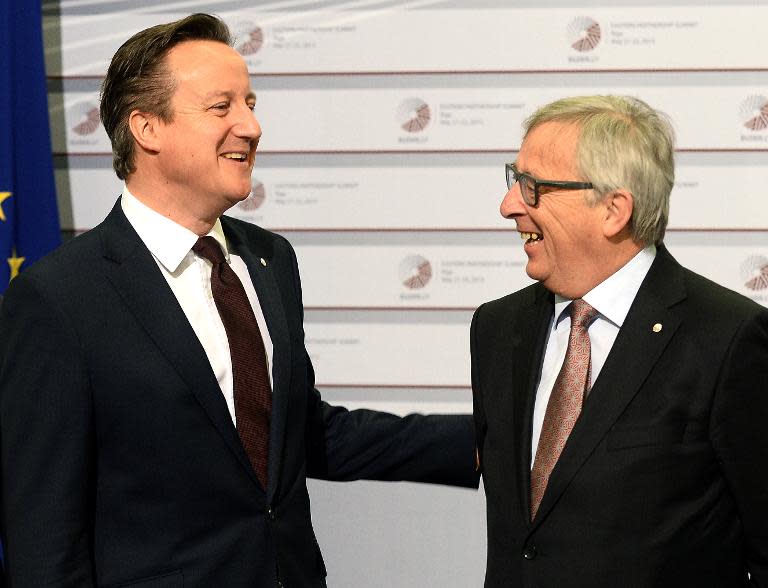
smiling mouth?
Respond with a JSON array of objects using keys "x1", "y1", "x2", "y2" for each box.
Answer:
[
  {"x1": 220, "y1": 152, "x2": 249, "y2": 162},
  {"x1": 520, "y1": 231, "x2": 543, "y2": 244}
]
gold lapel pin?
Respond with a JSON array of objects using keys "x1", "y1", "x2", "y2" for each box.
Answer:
[
  {"x1": 652, "y1": 323, "x2": 662, "y2": 333},
  {"x1": 260, "y1": 258, "x2": 267, "y2": 267}
]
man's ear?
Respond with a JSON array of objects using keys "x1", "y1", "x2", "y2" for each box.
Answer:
[
  {"x1": 128, "y1": 110, "x2": 162, "y2": 153},
  {"x1": 602, "y1": 189, "x2": 634, "y2": 239}
]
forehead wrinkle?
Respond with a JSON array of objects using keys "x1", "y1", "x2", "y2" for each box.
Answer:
[
  {"x1": 166, "y1": 40, "x2": 250, "y2": 85},
  {"x1": 522, "y1": 122, "x2": 582, "y2": 179},
  {"x1": 199, "y1": 89, "x2": 256, "y2": 101},
  {"x1": 168, "y1": 65, "x2": 255, "y2": 112}
]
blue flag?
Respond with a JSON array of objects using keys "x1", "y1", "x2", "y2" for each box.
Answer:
[{"x1": 0, "y1": 1, "x2": 61, "y2": 294}]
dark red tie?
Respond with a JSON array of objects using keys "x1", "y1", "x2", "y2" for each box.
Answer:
[
  {"x1": 530, "y1": 299, "x2": 598, "y2": 519},
  {"x1": 193, "y1": 236, "x2": 271, "y2": 489}
]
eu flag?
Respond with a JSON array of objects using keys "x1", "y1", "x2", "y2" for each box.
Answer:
[{"x1": 0, "y1": 1, "x2": 61, "y2": 294}]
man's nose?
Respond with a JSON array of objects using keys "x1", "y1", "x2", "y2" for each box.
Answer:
[
  {"x1": 235, "y1": 106, "x2": 262, "y2": 140},
  {"x1": 500, "y1": 183, "x2": 526, "y2": 219}
]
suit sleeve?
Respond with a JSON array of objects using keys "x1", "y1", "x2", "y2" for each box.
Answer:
[
  {"x1": 710, "y1": 308, "x2": 768, "y2": 586},
  {"x1": 0, "y1": 272, "x2": 95, "y2": 586},
  {"x1": 278, "y1": 239, "x2": 478, "y2": 488}
]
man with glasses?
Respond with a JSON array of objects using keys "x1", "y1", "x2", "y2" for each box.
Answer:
[{"x1": 471, "y1": 95, "x2": 768, "y2": 587}]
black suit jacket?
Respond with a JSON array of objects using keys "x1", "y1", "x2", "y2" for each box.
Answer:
[
  {"x1": 0, "y1": 201, "x2": 477, "y2": 587},
  {"x1": 472, "y1": 246, "x2": 768, "y2": 588}
]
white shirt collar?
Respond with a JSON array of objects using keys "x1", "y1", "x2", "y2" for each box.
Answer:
[
  {"x1": 554, "y1": 245, "x2": 656, "y2": 328},
  {"x1": 121, "y1": 184, "x2": 229, "y2": 273}
]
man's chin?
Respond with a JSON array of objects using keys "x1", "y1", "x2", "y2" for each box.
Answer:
[
  {"x1": 227, "y1": 187, "x2": 253, "y2": 204},
  {"x1": 526, "y1": 262, "x2": 558, "y2": 291},
  {"x1": 525, "y1": 262, "x2": 544, "y2": 282}
]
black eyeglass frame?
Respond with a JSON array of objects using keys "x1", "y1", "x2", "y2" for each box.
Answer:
[{"x1": 505, "y1": 163, "x2": 594, "y2": 207}]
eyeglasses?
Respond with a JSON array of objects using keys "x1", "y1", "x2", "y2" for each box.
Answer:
[{"x1": 505, "y1": 163, "x2": 594, "y2": 207}]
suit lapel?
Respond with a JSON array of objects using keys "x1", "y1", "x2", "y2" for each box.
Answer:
[
  {"x1": 531, "y1": 247, "x2": 686, "y2": 528},
  {"x1": 223, "y1": 217, "x2": 291, "y2": 502},
  {"x1": 509, "y1": 285, "x2": 554, "y2": 521},
  {"x1": 100, "y1": 202, "x2": 263, "y2": 490}
]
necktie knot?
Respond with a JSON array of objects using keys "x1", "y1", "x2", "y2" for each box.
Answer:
[
  {"x1": 570, "y1": 299, "x2": 598, "y2": 330},
  {"x1": 193, "y1": 236, "x2": 225, "y2": 266}
]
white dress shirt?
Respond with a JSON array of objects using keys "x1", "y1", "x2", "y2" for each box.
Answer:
[
  {"x1": 530, "y1": 246, "x2": 656, "y2": 463},
  {"x1": 121, "y1": 186, "x2": 273, "y2": 425}
]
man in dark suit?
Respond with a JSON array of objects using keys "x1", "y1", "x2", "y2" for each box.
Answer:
[
  {"x1": 472, "y1": 95, "x2": 768, "y2": 587},
  {"x1": 0, "y1": 14, "x2": 477, "y2": 587}
]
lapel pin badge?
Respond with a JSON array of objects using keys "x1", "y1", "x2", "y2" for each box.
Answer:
[
  {"x1": 652, "y1": 323, "x2": 662, "y2": 333},
  {"x1": 260, "y1": 258, "x2": 267, "y2": 267}
]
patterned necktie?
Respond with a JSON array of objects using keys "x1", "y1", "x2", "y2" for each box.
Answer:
[
  {"x1": 193, "y1": 236, "x2": 271, "y2": 489},
  {"x1": 530, "y1": 299, "x2": 598, "y2": 520}
]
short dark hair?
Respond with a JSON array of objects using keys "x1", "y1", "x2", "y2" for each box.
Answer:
[{"x1": 100, "y1": 13, "x2": 232, "y2": 180}]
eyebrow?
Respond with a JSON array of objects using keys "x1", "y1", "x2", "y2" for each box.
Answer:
[
  {"x1": 512, "y1": 161, "x2": 530, "y2": 175},
  {"x1": 514, "y1": 162, "x2": 543, "y2": 178}
]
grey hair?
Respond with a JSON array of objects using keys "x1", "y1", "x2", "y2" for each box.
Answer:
[{"x1": 523, "y1": 95, "x2": 675, "y2": 246}]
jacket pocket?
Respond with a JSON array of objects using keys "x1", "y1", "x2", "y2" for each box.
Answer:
[
  {"x1": 606, "y1": 422, "x2": 686, "y2": 451},
  {"x1": 113, "y1": 569, "x2": 184, "y2": 588}
]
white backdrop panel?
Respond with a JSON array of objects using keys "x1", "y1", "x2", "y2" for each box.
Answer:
[
  {"x1": 669, "y1": 165, "x2": 768, "y2": 230},
  {"x1": 295, "y1": 240, "x2": 768, "y2": 310},
  {"x1": 49, "y1": 7, "x2": 768, "y2": 76},
  {"x1": 52, "y1": 85, "x2": 768, "y2": 153},
  {"x1": 250, "y1": 85, "x2": 768, "y2": 152},
  {"x1": 59, "y1": 163, "x2": 768, "y2": 232},
  {"x1": 304, "y1": 321, "x2": 470, "y2": 387},
  {"x1": 300, "y1": 236, "x2": 768, "y2": 389},
  {"x1": 294, "y1": 244, "x2": 531, "y2": 308},
  {"x1": 226, "y1": 166, "x2": 507, "y2": 230}
]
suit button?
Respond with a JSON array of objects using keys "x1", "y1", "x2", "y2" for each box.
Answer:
[
  {"x1": 267, "y1": 505, "x2": 276, "y2": 521},
  {"x1": 522, "y1": 546, "x2": 537, "y2": 560}
]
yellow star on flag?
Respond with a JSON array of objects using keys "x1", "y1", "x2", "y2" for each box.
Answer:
[
  {"x1": 8, "y1": 248, "x2": 25, "y2": 281},
  {"x1": 0, "y1": 192, "x2": 11, "y2": 222}
]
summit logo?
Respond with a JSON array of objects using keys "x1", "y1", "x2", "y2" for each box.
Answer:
[
  {"x1": 233, "y1": 21, "x2": 264, "y2": 56},
  {"x1": 740, "y1": 255, "x2": 768, "y2": 291},
  {"x1": 69, "y1": 101, "x2": 100, "y2": 136},
  {"x1": 568, "y1": 17, "x2": 601, "y2": 52},
  {"x1": 739, "y1": 95, "x2": 768, "y2": 131}
]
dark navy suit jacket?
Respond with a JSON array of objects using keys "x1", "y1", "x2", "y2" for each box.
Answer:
[
  {"x1": 472, "y1": 247, "x2": 768, "y2": 588},
  {"x1": 0, "y1": 200, "x2": 478, "y2": 587}
]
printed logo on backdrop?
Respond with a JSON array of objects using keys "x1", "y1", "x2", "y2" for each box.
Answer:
[
  {"x1": 567, "y1": 17, "x2": 601, "y2": 64},
  {"x1": 740, "y1": 255, "x2": 768, "y2": 294},
  {"x1": 396, "y1": 98, "x2": 431, "y2": 145},
  {"x1": 399, "y1": 255, "x2": 432, "y2": 292},
  {"x1": 232, "y1": 20, "x2": 264, "y2": 67},
  {"x1": 739, "y1": 96, "x2": 768, "y2": 144},
  {"x1": 740, "y1": 96, "x2": 768, "y2": 131},
  {"x1": 568, "y1": 17, "x2": 601, "y2": 52},
  {"x1": 68, "y1": 100, "x2": 101, "y2": 145},
  {"x1": 397, "y1": 97, "x2": 431, "y2": 132}
]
